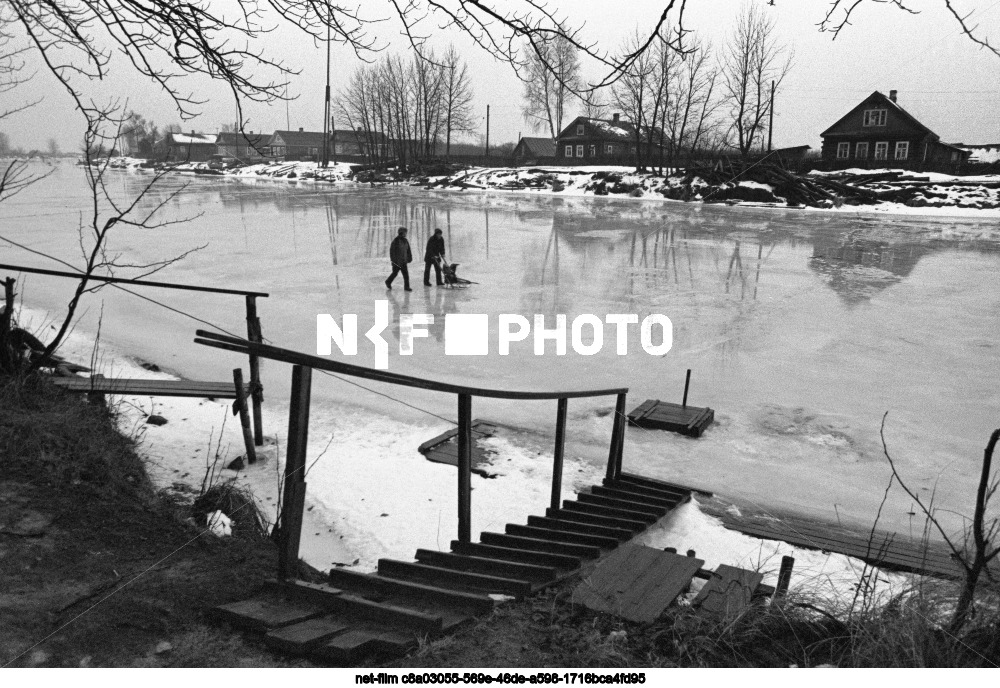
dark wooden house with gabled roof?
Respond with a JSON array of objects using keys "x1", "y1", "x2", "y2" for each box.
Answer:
[
  {"x1": 267, "y1": 128, "x2": 328, "y2": 161},
  {"x1": 215, "y1": 131, "x2": 268, "y2": 163},
  {"x1": 555, "y1": 114, "x2": 664, "y2": 164},
  {"x1": 820, "y1": 90, "x2": 970, "y2": 170}
]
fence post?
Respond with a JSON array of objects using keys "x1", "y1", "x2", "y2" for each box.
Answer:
[
  {"x1": 245, "y1": 295, "x2": 264, "y2": 445},
  {"x1": 606, "y1": 392, "x2": 627, "y2": 482},
  {"x1": 232, "y1": 368, "x2": 257, "y2": 465},
  {"x1": 1, "y1": 277, "x2": 14, "y2": 331},
  {"x1": 457, "y1": 393, "x2": 472, "y2": 544},
  {"x1": 550, "y1": 398, "x2": 568, "y2": 510},
  {"x1": 278, "y1": 364, "x2": 312, "y2": 581}
]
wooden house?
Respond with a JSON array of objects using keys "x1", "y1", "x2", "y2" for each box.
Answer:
[
  {"x1": 267, "y1": 128, "x2": 328, "y2": 160},
  {"x1": 820, "y1": 90, "x2": 970, "y2": 169},
  {"x1": 512, "y1": 137, "x2": 556, "y2": 164},
  {"x1": 215, "y1": 131, "x2": 268, "y2": 163},
  {"x1": 555, "y1": 114, "x2": 663, "y2": 164},
  {"x1": 155, "y1": 132, "x2": 218, "y2": 162}
]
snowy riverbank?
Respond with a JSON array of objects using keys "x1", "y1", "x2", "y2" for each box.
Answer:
[
  {"x1": 427, "y1": 165, "x2": 1000, "y2": 218},
  {"x1": 14, "y1": 300, "x2": 914, "y2": 600}
]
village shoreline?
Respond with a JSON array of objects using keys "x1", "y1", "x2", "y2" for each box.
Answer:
[{"x1": 104, "y1": 157, "x2": 1000, "y2": 220}]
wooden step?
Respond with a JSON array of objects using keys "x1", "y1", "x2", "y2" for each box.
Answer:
[
  {"x1": 378, "y1": 559, "x2": 534, "y2": 597},
  {"x1": 265, "y1": 616, "x2": 350, "y2": 655},
  {"x1": 505, "y1": 523, "x2": 621, "y2": 549},
  {"x1": 211, "y1": 594, "x2": 331, "y2": 632},
  {"x1": 415, "y1": 549, "x2": 558, "y2": 582},
  {"x1": 591, "y1": 485, "x2": 679, "y2": 509},
  {"x1": 313, "y1": 628, "x2": 417, "y2": 664},
  {"x1": 561, "y1": 499, "x2": 660, "y2": 524},
  {"x1": 450, "y1": 540, "x2": 583, "y2": 570},
  {"x1": 526, "y1": 515, "x2": 634, "y2": 541},
  {"x1": 326, "y1": 568, "x2": 495, "y2": 615},
  {"x1": 576, "y1": 492, "x2": 667, "y2": 517},
  {"x1": 609, "y1": 475, "x2": 692, "y2": 500},
  {"x1": 618, "y1": 472, "x2": 708, "y2": 497},
  {"x1": 592, "y1": 484, "x2": 683, "y2": 509},
  {"x1": 264, "y1": 581, "x2": 445, "y2": 634},
  {"x1": 542, "y1": 508, "x2": 648, "y2": 533},
  {"x1": 481, "y1": 531, "x2": 602, "y2": 559}
]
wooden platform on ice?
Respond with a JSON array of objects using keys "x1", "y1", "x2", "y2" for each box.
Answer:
[
  {"x1": 418, "y1": 419, "x2": 500, "y2": 477},
  {"x1": 717, "y1": 512, "x2": 995, "y2": 581},
  {"x1": 51, "y1": 376, "x2": 247, "y2": 399},
  {"x1": 627, "y1": 399, "x2": 715, "y2": 437}
]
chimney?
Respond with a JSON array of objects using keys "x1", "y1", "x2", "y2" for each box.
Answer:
[
  {"x1": 889, "y1": 90, "x2": 897, "y2": 103},
  {"x1": 612, "y1": 113, "x2": 620, "y2": 123},
  {"x1": 298, "y1": 127, "x2": 304, "y2": 132}
]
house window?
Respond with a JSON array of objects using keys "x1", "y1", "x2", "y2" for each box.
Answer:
[
  {"x1": 894, "y1": 141, "x2": 909, "y2": 160},
  {"x1": 836, "y1": 142, "x2": 850, "y2": 159},
  {"x1": 606, "y1": 144, "x2": 614, "y2": 154},
  {"x1": 565, "y1": 145, "x2": 573, "y2": 157},
  {"x1": 855, "y1": 142, "x2": 869, "y2": 159},
  {"x1": 874, "y1": 142, "x2": 888, "y2": 160},
  {"x1": 576, "y1": 124, "x2": 585, "y2": 136},
  {"x1": 590, "y1": 144, "x2": 596, "y2": 157},
  {"x1": 951, "y1": 151, "x2": 958, "y2": 162},
  {"x1": 576, "y1": 144, "x2": 584, "y2": 157},
  {"x1": 863, "y1": 109, "x2": 887, "y2": 126}
]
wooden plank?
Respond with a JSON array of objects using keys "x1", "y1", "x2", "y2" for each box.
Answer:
[
  {"x1": 326, "y1": 568, "x2": 495, "y2": 615},
  {"x1": 211, "y1": 595, "x2": 329, "y2": 632},
  {"x1": 265, "y1": 616, "x2": 350, "y2": 654},
  {"x1": 551, "y1": 398, "x2": 568, "y2": 510},
  {"x1": 377, "y1": 559, "x2": 534, "y2": 597},
  {"x1": 449, "y1": 541, "x2": 582, "y2": 570},
  {"x1": 694, "y1": 564, "x2": 764, "y2": 617},
  {"x1": 51, "y1": 377, "x2": 245, "y2": 398},
  {"x1": 572, "y1": 545, "x2": 704, "y2": 623},
  {"x1": 415, "y1": 549, "x2": 558, "y2": 582},
  {"x1": 480, "y1": 532, "x2": 602, "y2": 559}
]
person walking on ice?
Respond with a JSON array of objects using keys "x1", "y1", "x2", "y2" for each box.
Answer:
[
  {"x1": 385, "y1": 226, "x2": 413, "y2": 291},
  {"x1": 424, "y1": 228, "x2": 446, "y2": 286}
]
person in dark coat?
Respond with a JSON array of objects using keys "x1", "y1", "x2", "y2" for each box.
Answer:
[
  {"x1": 385, "y1": 227, "x2": 413, "y2": 291},
  {"x1": 423, "y1": 228, "x2": 446, "y2": 286}
]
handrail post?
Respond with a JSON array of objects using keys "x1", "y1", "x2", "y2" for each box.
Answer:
[
  {"x1": 550, "y1": 398, "x2": 568, "y2": 510},
  {"x1": 606, "y1": 392, "x2": 627, "y2": 482},
  {"x1": 245, "y1": 295, "x2": 264, "y2": 445},
  {"x1": 278, "y1": 364, "x2": 312, "y2": 581},
  {"x1": 233, "y1": 368, "x2": 257, "y2": 465},
  {"x1": 457, "y1": 393, "x2": 472, "y2": 544}
]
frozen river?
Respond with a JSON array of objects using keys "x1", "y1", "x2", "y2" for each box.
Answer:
[{"x1": 3, "y1": 162, "x2": 999, "y2": 557}]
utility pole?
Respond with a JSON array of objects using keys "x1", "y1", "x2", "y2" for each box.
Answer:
[
  {"x1": 322, "y1": 24, "x2": 331, "y2": 168},
  {"x1": 330, "y1": 115, "x2": 336, "y2": 165},
  {"x1": 285, "y1": 84, "x2": 291, "y2": 131},
  {"x1": 767, "y1": 80, "x2": 775, "y2": 153},
  {"x1": 485, "y1": 104, "x2": 490, "y2": 158}
]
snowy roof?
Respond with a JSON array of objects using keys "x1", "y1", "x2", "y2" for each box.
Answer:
[
  {"x1": 590, "y1": 120, "x2": 632, "y2": 138},
  {"x1": 169, "y1": 133, "x2": 217, "y2": 145}
]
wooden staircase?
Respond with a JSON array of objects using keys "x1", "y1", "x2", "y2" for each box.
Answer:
[{"x1": 211, "y1": 474, "x2": 693, "y2": 664}]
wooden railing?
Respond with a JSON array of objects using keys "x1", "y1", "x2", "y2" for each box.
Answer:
[
  {"x1": 0, "y1": 262, "x2": 269, "y2": 444},
  {"x1": 193, "y1": 330, "x2": 630, "y2": 579}
]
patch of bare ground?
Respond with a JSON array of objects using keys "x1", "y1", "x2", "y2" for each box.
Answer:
[{"x1": 0, "y1": 373, "x2": 309, "y2": 667}]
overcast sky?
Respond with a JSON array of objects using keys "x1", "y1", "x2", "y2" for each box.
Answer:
[{"x1": 4, "y1": 0, "x2": 999, "y2": 153}]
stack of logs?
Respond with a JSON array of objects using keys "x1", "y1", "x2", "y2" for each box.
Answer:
[{"x1": 689, "y1": 164, "x2": 881, "y2": 207}]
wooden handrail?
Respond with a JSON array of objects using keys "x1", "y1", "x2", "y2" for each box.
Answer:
[
  {"x1": 0, "y1": 262, "x2": 269, "y2": 297},
  {"x1": 194, "y1": 329, "x2": 629, "y2": 401}
]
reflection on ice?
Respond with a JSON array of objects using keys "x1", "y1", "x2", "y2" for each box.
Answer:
[{"x1": 4, "y1": 166, "x2": 1000, "y2": 554}]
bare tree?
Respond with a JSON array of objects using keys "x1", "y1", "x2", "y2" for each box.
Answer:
[
  {"x1": 579, "y1": 92, "x2": 610, "y2": 120},
  {"x1": 521, "y1": 34, "x2": 581, "y2": 140},
  {"x1": 820, "y1": 0, "x2": 999, "y2": 58},
  {"x1": 661, "y1": 34, "x2": 722, "y2": 169},
  {"x1": 720, "y1": 3, "x2": 792, "y2": 159},
  {"x1": 46, "y1": 138, "x2": 59, "y2": 156},
  {"x1": 441, "y1": 45, "x2": 476, "y2": 158},
  {"x1": 611, "y1": 31, "x2": 658, "y2": 171}
]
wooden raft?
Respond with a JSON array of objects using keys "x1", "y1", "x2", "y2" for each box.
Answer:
[
  {"x1": 418, "y1": 420, "x2": 499, "y2": 477},
  {"x1": 718, "y1": 513, "x2": 993, "y2": 581},
  {"x1": 628, "y1": 399, "x2": 714, "y2": 437},
  {"x1": 51, "y1": 376, "x2": 248, "y2": 399},
  {"x1": 212, "y1": 473, "x2": 695, "y2": 664}
]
